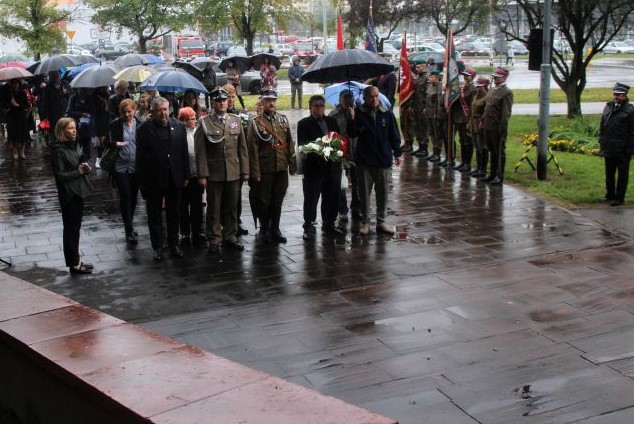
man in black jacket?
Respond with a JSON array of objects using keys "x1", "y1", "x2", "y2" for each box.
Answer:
[
  {"x1": 297, "y1": 95, "x2": 344, "y2": 240},
  {"x1": 599, "y1": 82, "x2": 634, "y2": 206},
  {"x1": 136, "y1": 97, "x2": 190, "y2": 260}
]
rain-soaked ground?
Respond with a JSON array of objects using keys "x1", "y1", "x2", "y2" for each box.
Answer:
[{"x1": 1, "y1": 124, "x2": 634, "y2": 423}]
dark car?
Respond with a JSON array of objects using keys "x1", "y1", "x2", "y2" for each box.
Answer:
[
  {"x1": 455, "y1": 42, "x2": 494, "y2": 58},
  {"x1": 408, "y1": 51, "x2": 446, "y2": 66},
  {"x1": 207, "y1": 42, "x2": 232, "y2": 58},
  {"x1": 94, "y1": 45, "x2": 128, "y2": 60},
  {"x1": 213, "y1": 65, "x2": 262, "y2": 95}
]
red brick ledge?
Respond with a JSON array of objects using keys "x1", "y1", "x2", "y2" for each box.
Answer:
[{"x1": 0, "y1": 272, "x2": 397, "y2": 424}]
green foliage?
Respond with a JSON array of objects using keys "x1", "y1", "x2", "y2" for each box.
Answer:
[
  {"x1": 507, "y1": 114, "x2": 630, "y2": 206},
  {"x1": 0, "y1": 0, "x2": 67, "y2": 60},
  {"x1": 549, "y1": 116, "x2": 600, "y2": 151},
  {"x1": 86, "y1": 0, "x2": 194, "y2": 52}
]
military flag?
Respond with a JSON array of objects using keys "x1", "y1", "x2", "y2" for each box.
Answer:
[
  {"x1": 398, "y1": 35, "x2": 414, "y2": 105},
  {"x1": 443, "y1": 28, "x2": 460, "y2": 110}
]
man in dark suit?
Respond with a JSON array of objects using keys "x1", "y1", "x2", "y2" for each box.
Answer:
[
  {"x1": 136, "y1": 97, "x2": 190, "y2": 260},
  {"x1": 297, "y1": 95, "x2": 344, "y2": 240}
]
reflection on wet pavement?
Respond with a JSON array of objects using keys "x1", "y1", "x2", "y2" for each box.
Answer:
[{"x1": 1, "y1": 136, "x2": 634, "y2": 423}]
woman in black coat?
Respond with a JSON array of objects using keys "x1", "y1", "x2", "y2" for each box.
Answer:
[
  {"x1": 599, "y1": 83, "x2": 634, "y2": 206},
  {"x1": 5, "y1": 79, "x2": 30, "y2": 160},
  {"x1": 51, "y1": 117, "x2": 94, "y2": 274},
  {"x1": 106, "y1": 98, "x2": 141, "y2": 244}
]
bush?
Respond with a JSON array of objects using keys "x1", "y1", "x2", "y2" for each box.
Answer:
[{"x1": 522, "y1": 117, "x2": 600, "y2": 156}]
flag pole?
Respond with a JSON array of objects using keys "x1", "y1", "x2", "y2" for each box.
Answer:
[{"x1": 445, "y1": 29, "x2": 453, "y2": 164}]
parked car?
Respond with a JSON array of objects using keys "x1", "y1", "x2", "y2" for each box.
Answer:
[
  {"x1": 456, "y1": 42, "x2": 494, "y2": 57},
  {"x1": 207, "y1": 42, "x2": 232, "y2": 58},
  {"x1": 603, "y1": 41, "x2": 634, "y2": 54},
  {"x1": 378, "y1": 42, "x2": 400, "y2": 62},
  {"x1": 66, "y1": 47, "x2": 92, "y2": 56},
  {"x1": 508, "y1": 40, "x2": 529, "y2": 55},
  {"x1": 408, "y1": 51, "x2": 446, "y2": 66},
  {"x1": 413, "y1": 42, "x2": 445, "y2": 53},
  {"x1": 94, "y1": 45, "x2": 128, "y2": 60},
  {"x1": 212, "y1": 61, "x2": 261, "y2": 95},
  {"x1": 226, "y1": 45, "x2": 247, "y2": 57},
  {"x1": 272, "y1": 43, "x2": 294, "y2": 57}
]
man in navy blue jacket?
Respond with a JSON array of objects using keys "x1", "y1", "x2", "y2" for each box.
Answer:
[{"x1": 351, "y1": 86, "x2": 402, "y2": 236}]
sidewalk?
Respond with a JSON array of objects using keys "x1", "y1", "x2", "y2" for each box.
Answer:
[{"x1": 1, "y1": 124, "x2": 634, "y2": 423}]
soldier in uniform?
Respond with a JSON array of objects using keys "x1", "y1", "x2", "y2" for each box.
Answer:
[
  {"x1": 411, "y1": 62, "x2": 429, "y2": 157},
  {"x1": 195, "y1": 88, "x2": 250, "y2": 253},
  {"x1": 482, "y1": 67, "x2": 513, "y2": 185},
  {"x1": 424, "y1": 70, "x2": 441, "y2": 162},
  {"x1": 451, "y1": 68, "x2": 476, "y2": 172},
  {"x1": 246, "y1": 89, "x2": 296, "y2": 243},
  {"x1": 468, "y1": 77, "x2": 491, "y2": 178}
]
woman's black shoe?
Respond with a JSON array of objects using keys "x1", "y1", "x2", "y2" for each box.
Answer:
[
  {"x1": 70, "y1": 263, "x2": 93, "y2": 274},
  {"x1": 126, "y1": 233, "x2": 138, "y2": 244}
]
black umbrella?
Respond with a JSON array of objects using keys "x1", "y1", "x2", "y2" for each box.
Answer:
[
  {"x1": 190, "y1": 57, "x2": 217, "y2": 72},
  {"x1": 250, "y1": 53, "x2": 281, "y2": 70},
  {"x1": 34, "y1": 55, "x2": 81, "y2": 74},
  {"x1": 218, "y1": 56, "x2": 252, "y2": 73},
  {"x1": 301, "y1": 49, "x2": 394, "y2": 84},
  {"x1": 172, "y1": 61, "x2": 203, "y2": 80}
]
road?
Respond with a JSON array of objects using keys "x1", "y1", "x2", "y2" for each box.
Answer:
[{"x1": 276, "y1": 58, "x2": 633, "y2": 96}]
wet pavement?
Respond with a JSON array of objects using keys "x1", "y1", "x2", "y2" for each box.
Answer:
[{"x1": 1, "y1": 119, "x2": 634, "y2": 423}]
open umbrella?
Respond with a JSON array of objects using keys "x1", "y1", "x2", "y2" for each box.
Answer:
[
  {"x1": 218, "y1": 55, "x2": 252, "y2": 73},
  {"x1": 0, "y1": 55, "x2": 28, "y2": 63},
  {"x1": 114, "y1": 64, "x2": 158, "y2": 82},
  {"x1": 66, "y1": 62, "x2": 99, "y2": 78},
  {"x1": 34, "y1": 55, "x2": 81, "y2": 74},
  {"x1": 301, "y1": 49, "x2": 394, "y2": 84},
  {"x1": 190, "y1": 57, "x2": 216, "y2": 71},
  {"x1": 68, "y1": 54, "x2": 100, "y2": 65},
  {"x1": 324, "y1": 81, "x2": 392, "y2": 108},
  {"x1": 141, "y1": 54, "x2": 164, "y2": 65},
  {"x1": 0, "y1": 67, "x2": 34, "y2": 82},
  {"x1": 0, "y1": 61, "x2": 28, "y2": 69},
  {"x1": 250, "y1": 53, "x2": 281, "y2": 70},
  {"x1": 114, "y1": 54, "x2": 149, "y2": 67},
  {"x1": 69, "y1": 64, "x2": 119, "y2": 88},
  {"x1": 139, "y1": 69, "x2": 208, "y2": 93},
  {"x1": 172, "y1": 61, "x2": 203, "y2": 80}
]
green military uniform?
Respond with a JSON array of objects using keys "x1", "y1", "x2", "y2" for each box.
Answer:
[
  {"x1": 411, "y1": 72, "x2": 429, "y2": 157},
  {"x1": 451, "y1": 79, "x2": 476, "y2": 171},
  {"x1": 424, "y1": 77, "x2": 441, "y2": 161},
  {"x1": 483, "y1": 75, "x2": 513, "y2": 184},
  {"x1": 468, "y1": 85, "x2": 489, "y2": 178},
  {"x1": 246, "y1": 110, "x2": 296, "y2": 242},
  {"x1": 195, "y1": 111, "x2": 249, "y2": 247}
]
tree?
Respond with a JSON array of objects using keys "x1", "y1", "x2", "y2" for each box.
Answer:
[
  {"x1": 196, "y1": 0, "x2": 300, "y2": 55},
  {"x1": 504, "y1": 0, "x2": 634, "y2": 117},
  {"x1": 346, "y1": 0, "x2": 424, "y2": 51},
  {"x1": 86, "y1": 0, "x2": 194, "y2": 53},
  {"x1": 419, "y1": 0, "x2": 492, "y2": 36},
  {"x1": 0, "y1": 0, "x2": 69, "y2": 60}
]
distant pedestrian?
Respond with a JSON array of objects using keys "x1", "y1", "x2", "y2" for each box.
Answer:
[
  {"x1": 288, "y1": 56, "x2": 304, "y2": 109},
  {"x1": 505, "y1": 46, "x2": 515, "y2": 67},
  {"x1": 599, "y1": 82, "x2": 634, "y2": 206},
  {"x1": 225, "y1": 59, "x2": 246, "y2": 110},
  {"x1": 51, "y1": 117, "x2": 94, "y2": 275}
]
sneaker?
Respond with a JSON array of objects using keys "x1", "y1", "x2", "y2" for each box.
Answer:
[
  {"x1": 376, "y1": 222, "x2": 395, "y2": 235},
  {"x1": 359, "y1": 223, "x2": 370, "y2": 235},
  {"x1": 95, "y1": 157, "x2": 101, "y2": 169}
]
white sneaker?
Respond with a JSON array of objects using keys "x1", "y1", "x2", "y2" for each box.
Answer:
[
  {"x1": 95, "y1": 157, "x2": 101, "y2": 169},
  {"x1": 376, "y1": 222, "x2": 395, "y2": 235},
  {"x1": 359, "y1": 223, "x2": 370, "y2": 235}
]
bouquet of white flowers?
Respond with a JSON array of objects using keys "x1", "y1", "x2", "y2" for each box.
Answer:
[{"x1": 297, "y1": 131, "x2": 348, "y2": 162}]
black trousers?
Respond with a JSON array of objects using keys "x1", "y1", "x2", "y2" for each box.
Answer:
[
  {"x1": 302, "y1": 167, "x2": 341, "y2": 228},
  {"x1": 60, "y1": 194, "x2": 84, "y2": 267},
  {"x1": 181, "y1": 177, "x2": 204, "y2": 237},
  {"x1": 145, "y1": 184, "x2": 182, "y2": 251},
  {"x1": 605, "y1": 156, "x2": 631, "y2": 202},
  {"x1": 114, "y1": 171, "x2": 139, "y2": 235}
]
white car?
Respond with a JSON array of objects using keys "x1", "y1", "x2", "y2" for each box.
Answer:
[
  {"x1": 604, "y1": 41, "x2": 634, "y2": 54},
  {"x1": 378, "y1": 42, "x2": 400, "y2": 62},
  {"x1": 66, "y1": 47, "x2": 92, "y2": 56},
  {"x1": 272, "y1": 43, "x2": 293, "y2": 57}
]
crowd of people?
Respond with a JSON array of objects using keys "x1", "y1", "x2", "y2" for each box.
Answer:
[{"x1": 2, "y1": 56, "x2": 632, "y2": 275}]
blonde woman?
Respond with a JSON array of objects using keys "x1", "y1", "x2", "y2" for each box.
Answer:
[{"x1": 51, "y1": 117, "x2": 94, "y2": 274}]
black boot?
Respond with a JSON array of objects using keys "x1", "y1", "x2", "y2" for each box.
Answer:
[
  {"x1": 269, "y1": 207, "x2": 287, "y2": 243},
  {"x1": 461, "y1": 144, "x2": 473, "y2": 172},
  {"x1": 427, "y1": 148, "x2": 441, "y2": 162},
  {"x1": 470, "y1": 150, "x2": 484, "y2": 177}
]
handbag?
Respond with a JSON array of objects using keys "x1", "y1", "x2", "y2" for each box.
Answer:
[{"x1": 100, "y1": 147, "x2": 118, "y2": 173}]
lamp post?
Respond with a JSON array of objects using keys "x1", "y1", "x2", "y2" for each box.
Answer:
[{"x1": 537, "y1": 0, "x2": 552, "y2": 180}]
